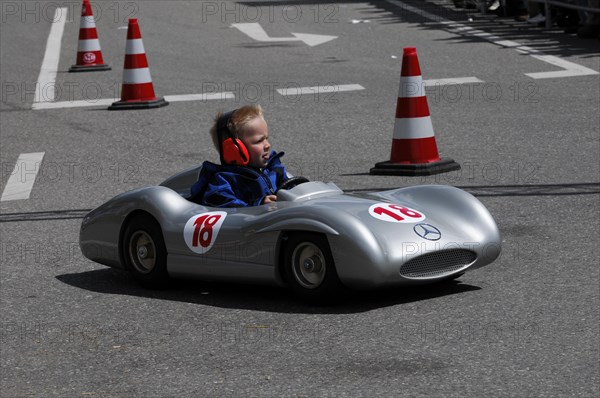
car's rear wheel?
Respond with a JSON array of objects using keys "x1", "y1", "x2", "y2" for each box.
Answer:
[
  {"x1": 122, "y1": 214, "x2": 169, "y2": 289},
  {"x1": 282, "y1": 233, "x2": 345, "y2": 303}
]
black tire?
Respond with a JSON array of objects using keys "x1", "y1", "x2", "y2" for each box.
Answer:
[
  {"x1": 122, "y1": 214, "x2": 169, "y2": 289},
  {"x1": 282, "y1": 233, "x2": 345, "y2": 303}
]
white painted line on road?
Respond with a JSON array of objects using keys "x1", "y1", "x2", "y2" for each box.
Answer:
[
  {"x1": 32, "y1": 92, "x2": 236, "y2": 110},
  {"x1": 276, "y1": 84, "x2": 364, "y2": 96},
  {"x1": 525, "y1": 54, "x2": 598, "y2": 79},
  {"x1": 494, "y1": 40, "x2": 522, "y2": 48},
  {"x1": 515, "y1": 47, "x2": 599, "y2": 79},
  {"x1": 33, "y1": 98, "x2": 114, "y2": 110},
  {"x1": 384, "y1": 0, "x2": 599, "y2": 79},
  {"x1": 33, "y1": 85, "x2": 367, "y2": 109},
  {"x1": 34, "y1": 8, "x2": 68, "y2": 104},
  {"x1": 165, "y1": 92, "x2": 235, "y2": 103},
  {"x1": 232, "y1": 23, "x2": 338, "y2": 47},
  {"x1": 424, "y1": 77, "x2": 484, "y2": 86},
  {"x1": 1, "y1": 153, "x2": 45, "y2": 202}
]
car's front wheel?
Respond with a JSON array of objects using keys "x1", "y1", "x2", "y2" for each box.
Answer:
[
  {"x1": 282, "y1": 233, "x2": 345, "y2": 303},
  {"x1": 122, "y1": 214, "x2": 169, "y2": 289}
]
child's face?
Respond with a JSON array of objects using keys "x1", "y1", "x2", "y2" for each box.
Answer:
[{"x1": 240, "y1": 117, "x2": 271, "y2": 169}]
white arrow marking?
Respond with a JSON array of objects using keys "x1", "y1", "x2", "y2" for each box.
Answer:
[
  {"x1": 525, "y1": 54, "x2": 598, "y2": 79},
  {"x1": 514, "y1": 46, "x2": 599, "y2": 79},
  {"x1": 232, "y1": 23, "x2": 337, "y2": 47}
]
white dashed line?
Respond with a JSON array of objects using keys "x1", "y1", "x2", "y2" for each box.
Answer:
[
  {"x1": 276, "y1": 84, "x2": 365, "y2": 97},
  {"x1": 1, "y1": 153, "x2": 46, "y2": 201},
  {"x1": 33, "y1": 87, "x2": 366, "y2": 109},
  {"x1": 424, "y1": 77, "x2": 484, "y2": 86},
  {"x1": 32, "y1": 92, "x2": 236, "y2": 110},
  {"x1": 165, "y1": 92, "x2": 236, "y2": 103}
]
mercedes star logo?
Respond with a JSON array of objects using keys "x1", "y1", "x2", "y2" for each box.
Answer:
[{"x1": 413, "y1": 223, "x2": 441, "y2": 241}]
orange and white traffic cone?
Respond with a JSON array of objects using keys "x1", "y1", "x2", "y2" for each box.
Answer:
[
  {"x1": 370, "y1": 47, "x2": 459, "y2": 176},
  {"x1": 108, "y1": 18, "x2": 168, "y2": 110},
  {"x1": 69, "y1": 0, "x2": 110, "y2": 72}
]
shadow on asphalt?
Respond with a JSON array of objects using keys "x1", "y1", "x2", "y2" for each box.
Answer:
[
  {"x1": 344, "y1": 182, "x2": 600, "y2": 197},
  {"x1": 242, "y1": 0, "x2": 600, "y2": 58},
  {"x1": 56, "y1": 268, "x2": 481, "y2": 314}
]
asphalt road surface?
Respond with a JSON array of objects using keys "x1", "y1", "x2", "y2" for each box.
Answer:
[{"x1": 1, "y1": 0, "x2": 599, "y2": 397}]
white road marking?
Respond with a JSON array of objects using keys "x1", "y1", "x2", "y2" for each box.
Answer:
[
  {"x1": 515, "y1": 46, "x2": 599, "y2": 79},
  {"x1": 276, "y1": 84, "x2": 364, "y2": 96},
  {"x1": 32, "y1": 92, "x2": 236, "y2": 110},
  {"x1": 493, "y1": 40, "x2": 522, "y2": 48},
  {"x1": 164, "y1": 93, "x2": 235, "y2": 102},
  {"x1": 34, "y1": 8, "x2": 68, "y2": 104},
  {"x1": 384, "y1": 0, "x2": 598, "y2": 79},
  {"x1": 524, "y1": 54, "x2": 598, "y2": 78},
  {"x1": 33, "y1": 98, "x2": 115, "y2": 110},
  {"x1": 232, "y1": 23, "x2": 337, "y2": 47},
  {"x1": 1, "y1": 153, "x2": 45, "y2": 201},
  {"x1": 32, "y1": 86, "x2": 368, "y2": 109},
  {"x1": 396, "y1": 77, "x2": 483, "y2": 97},
  {"x1": 424, "y1": 77, "x2": 484, "y2": 86}
]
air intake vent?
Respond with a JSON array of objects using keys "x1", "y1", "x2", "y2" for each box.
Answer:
[{"x1": 400, "y1": 249, "x2": 477, "y2": 279}]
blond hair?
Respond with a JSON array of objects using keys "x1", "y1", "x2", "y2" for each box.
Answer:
[{"x1": 209, "y1": 104, "x2": 264, "y2": 150}]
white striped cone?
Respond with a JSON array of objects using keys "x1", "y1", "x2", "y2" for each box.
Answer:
[
  {"x1": 371, "y1": 47, "x2": 460, "y2": 176},
  {"x1": 69, "y1": 0, "x2": 110, "y2": 72},
  {"x1": 109, "y1": 18, "x2": 168, "y2": 110},
  {"x1": 391, "y1": 48, "x2": 439, "y2": 164}
]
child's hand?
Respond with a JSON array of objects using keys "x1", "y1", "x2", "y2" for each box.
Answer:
[{"x1": 262, "y1": 195, "x2": 277, "y2": 204}]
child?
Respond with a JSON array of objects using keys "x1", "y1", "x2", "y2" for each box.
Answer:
[{"x1": 190, "y1": 105, "x2": 288, "y2": 207}]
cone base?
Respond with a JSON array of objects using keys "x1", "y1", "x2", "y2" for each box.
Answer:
[
  {"x1": 108, "y1": 97, "x2": 169, "y2": 110},
  {"x1": 370, "y1": 158, "x2": 461, "y2": 176},
  {"x1": 69, "y1": 64, "x2": 111, "y2": 73}
]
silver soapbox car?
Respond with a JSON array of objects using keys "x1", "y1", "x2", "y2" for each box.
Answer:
[{"x1": 79, "y1": 166, "x2": 501, "y2": 301}]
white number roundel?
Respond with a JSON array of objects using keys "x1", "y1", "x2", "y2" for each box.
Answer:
[
  {"x1": 183, "y1": 212, "x2": 227, "y2": 254},
  {"x1": 368, "y1": 203, "x2": 426, "y2": 223}
]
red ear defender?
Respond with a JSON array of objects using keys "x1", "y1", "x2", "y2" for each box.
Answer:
[{"x1": 222, "y1": 138, "x2": 250, "y2": 166}]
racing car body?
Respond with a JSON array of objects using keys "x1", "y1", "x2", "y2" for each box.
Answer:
[{"x1": 80, "y1": 166, "x2": 501, "y2": 300}]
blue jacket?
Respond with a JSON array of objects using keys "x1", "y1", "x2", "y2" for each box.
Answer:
[{"x1": 190, "y1": 151, "x2": 288, "y2": 207}]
